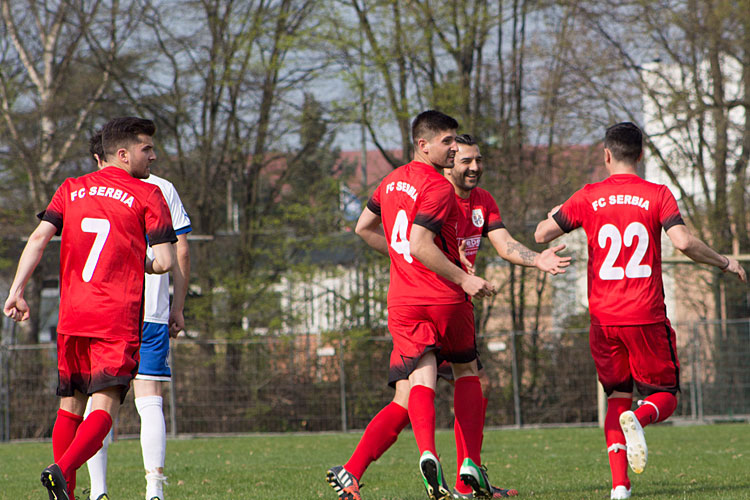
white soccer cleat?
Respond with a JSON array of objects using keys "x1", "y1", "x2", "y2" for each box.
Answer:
[
  {"x1": 610, "y1": 485, "x2": 631, "y2": 499},
  {"x1": 619, "y1": 410, "x2": 648, "y2": 474}
]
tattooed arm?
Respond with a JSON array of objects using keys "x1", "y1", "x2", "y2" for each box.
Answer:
[{"x1": 487, "y1": 228, "x2": 571, "y2": 275}]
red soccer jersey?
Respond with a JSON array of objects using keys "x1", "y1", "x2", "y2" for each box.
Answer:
[
  {"x1": 455, "y1": 187, "x2": 505, "y2": 266},
  {"x1": 41, "y1": 167, "x2": 177, "y2": 341},
  {"x1": 553, "y1": 174, "x2": 684, "y2": 325},
  {"x1": 367, "y1": 161, "x2": 465, "y2": 306}
]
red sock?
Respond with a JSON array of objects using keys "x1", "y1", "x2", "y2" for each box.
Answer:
[
  {"x1": 52, "y1": 409, "x2": 83, "y2": 496},
  {"x1": 408, "y1": 385, "x2": 436, "y2": 455},
  {"x1": 453, "y1": 417, "x2": 470, "y2": 493},
  {"x1": 635, "y1": 392, "x2": 677, "y2": 426},
  {"x1": 344, "y1": 402, "x2": 409, "y2": 480},
  {"x1": 453, "y1": 376, "x2": 483, "y2": 464},
  {"x1": 454, "y1": 394, "x2": 488, "y2": 494},
  {"x1": 57, "y1": 409, "x2": 112, "y2": 490},
  {"x1": 605, "y1": 397, "x2": 632, "y2": 490},
  {"x1": 480, "y1": 396, "x2": 488, "y2": 451}
]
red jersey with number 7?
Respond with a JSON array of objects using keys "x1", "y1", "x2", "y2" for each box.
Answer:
[
  {"x1": 552, "y1": 174, "x2": 684, "y2": 326},
  {"x1": 367, "y1": 161, "x2": 466, "y2": 306},
  {"x1": 40, "y1": 166, "x2": 177, "y2": 341}
]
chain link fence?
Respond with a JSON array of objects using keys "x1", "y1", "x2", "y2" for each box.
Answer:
[{"x1": 1, "y1": 319, "x2": 749, "y2": 441}]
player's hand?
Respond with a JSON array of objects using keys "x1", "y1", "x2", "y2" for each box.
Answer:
[
  {"x1": 534, "y1": 244, "x2": 571, "y2": 275},
  {"x1": 459, "y1": 240, "x2": 475, "y2": 275},
  {"x1": 4, "y1": 295, "x2": 30, "y2": 322},
  {"x1": 460, "y1": 274, "x2": 497, "y2": 298},
  {"x1": 723, "y1": 257, "x2": 747, "y2": 282},
  {"x1": 168, "y1": 309, "x2": 185, "y2": 338}
]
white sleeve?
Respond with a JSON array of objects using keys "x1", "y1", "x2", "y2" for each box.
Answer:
[{"x1": 161, "y1": 181, "x2": 192, "y2": 233}]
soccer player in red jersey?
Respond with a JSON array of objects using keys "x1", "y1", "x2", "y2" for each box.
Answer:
[
  {"x1": 444, "y1": 134, "x2": 570, "y2": 498},
  {"x1": 4, "y1": 117, "x2": 178, "y2": 500},
  {"x1": 327, "y1": 110, "x2": 496, "y2": 500},
  {"x1": 535, "y1": 122, "x2": 746, "y2": 500}
]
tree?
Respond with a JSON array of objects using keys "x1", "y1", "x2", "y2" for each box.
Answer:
[{"x1": 0, "y1": 0, "x2": 132, "y2": 341}]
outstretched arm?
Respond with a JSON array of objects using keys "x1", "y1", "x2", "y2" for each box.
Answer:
[
  {"x1": 355, "y1": 207, "x2": 388, "y2": 256},
  {"x1": 535, "y1": 205, "x2": 565, "y2": 244},
  {"x1": 4, "y1": 221, "x2": 57, "y2": 322},
  {"x1": 666, "y1": 224, "x2": 746, "y2": 282},
  {"x1": 488, "y1": 227, "x2": 570, "y2": 275}
]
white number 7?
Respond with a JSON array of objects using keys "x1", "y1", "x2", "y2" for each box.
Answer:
[{"x1": 81, "y1": 218, "x2": 111, "y2": 282}]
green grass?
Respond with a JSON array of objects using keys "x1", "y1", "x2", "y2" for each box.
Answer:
[{"x1": 1, "y1": 423, "x2": 747, "y2": 499}]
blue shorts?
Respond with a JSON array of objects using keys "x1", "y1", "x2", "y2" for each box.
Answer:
[{"x1": 136, "y1": 322, "x2": 171, "y2": 381}]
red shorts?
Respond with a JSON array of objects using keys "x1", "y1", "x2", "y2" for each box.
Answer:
[
  {"x1": 387, "y1": 302, "x2": 476, "y2": 387},
  {"x1": 57, "y1": 333, "x2": 140, "y2": 403},
  {"x1": 590, "y1": 320, "x2": 680, "y2": 396}
]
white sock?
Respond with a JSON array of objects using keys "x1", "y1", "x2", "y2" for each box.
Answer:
[
  {"x1": 85, "y1": 398, "x2": 113, "y2": 498},
  {"x1": 136, "y1": 395, "x2": 167, "y2": 498}
]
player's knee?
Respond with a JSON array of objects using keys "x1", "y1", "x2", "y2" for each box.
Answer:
[{"x1": 393, "y1": 380, "x2": 410, "y2": 409}]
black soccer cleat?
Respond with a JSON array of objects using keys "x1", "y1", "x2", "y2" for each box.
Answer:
[{"x1": 41, "y1": 463, "x2": 70, "y2": 500}]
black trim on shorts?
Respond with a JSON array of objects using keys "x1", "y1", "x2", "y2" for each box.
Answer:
[{"x1": 635, "y1": 321, "x2": 681, "y2": 397}]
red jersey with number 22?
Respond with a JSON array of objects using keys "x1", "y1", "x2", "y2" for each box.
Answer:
[
  {"x1": 41, "y1": 166, "x2": 177, "y2": 341},
  {"x1": 552, "y1": 174, "x2": 684, "y2": 326},
  {"x1": 367, "y1": 161, "x2": 465, "y2": 306},
  {"x1": 456, "y1": 187, "x2": 505, "y2": 266}
]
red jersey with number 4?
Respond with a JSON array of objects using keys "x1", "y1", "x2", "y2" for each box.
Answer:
[
  {"x1": 552, "y1": 174, "x2": 684, "y2": 326},
  {"x1": 456, "y1": 187, "x2": 505, "y2": 266},
  {"x1": 41, "y1": 166, "x2": 177, "y2": 341},
  {"x1": 367, "y1": 161, "x2": 465, "y2": 306}
]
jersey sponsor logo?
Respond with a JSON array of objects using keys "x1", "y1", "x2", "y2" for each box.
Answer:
[
  {"x1": 385, "y1": 181, "x2": 418, "y2": 202},
  {"x1": 462, "y1": 236, "x2": 481, "y2": 250},
  {"x1": 471, "y1": 208, "x2": 484, "y2": 227},
  {"x1": 70, "y1": 185, "x2": 135, "y2": 207},
  {"x1": 591, "y1": 194, "x2": 649, "y2": 212}
]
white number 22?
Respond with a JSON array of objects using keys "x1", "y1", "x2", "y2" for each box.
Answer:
[
  {"x1": 390, "y1": 209, "x2": 413, "y2": 263},
  {"x1": 80, "y1": 217, "x2": 111, "y2": 282},
  {"x1": 598, "y1": 222, "x2": 652, "y2": 280}
]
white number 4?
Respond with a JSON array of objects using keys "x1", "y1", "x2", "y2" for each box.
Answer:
[
  {"x1": 390, "y1": 209, "x2": 413, "y2": 263},
  {"x1": 598, "y1": 222, "x2": 652, "y2": 280},
  {"x1": 81, "y1": 217, "x2": 111, "y2": 282}
]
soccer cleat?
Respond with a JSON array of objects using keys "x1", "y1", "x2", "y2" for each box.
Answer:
[
  {"x1": 459, "y1": 458, "x2": 493, "y2": 499},
  {"x1": 419, "y1": 451, "x2": 452, "y2": 500},
  {"x1": 40, "y1": 463, "x2": 70, "y2": 500},
  {"x1": 610, "y1": 485, "x2": 631, "y2": 499},
  {"x1": 453, "y1": 484, "x2": 519, "y2": 498},
  {"x1": 325, "y1": 465, "x2": 362, "y2": 500},
  {"x1": 619, "y1": 410, "x2": 648, "y2": 474},
  {"x1": 96, "y1": 495, "x2": 111, "y2": 500}
]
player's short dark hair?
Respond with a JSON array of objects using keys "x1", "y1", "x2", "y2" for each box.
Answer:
[
  {"x1": 101, "y1": 117, "x2": 156, "y2": 158},
  {"x1": 411, "y1": 110, "x2": 459, "y2": 147},
  {"x1": 89, "y1": 130, "x2": 105, "y2": 165},
  {"x1": 455, "y1": 134, "x2": 477, "y2": 146},
  {"x1": 604, "y1": 122, "x2": 643, "y2": 165}
]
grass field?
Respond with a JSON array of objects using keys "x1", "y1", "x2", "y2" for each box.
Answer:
[{"x1": 1, "y1": 423, "x2": 747, "y2": 499}]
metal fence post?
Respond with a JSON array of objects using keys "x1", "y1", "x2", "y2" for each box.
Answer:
[
  {"x1": 689, "y1": 323, "x2": 698, "y2": 421},
  {"x1": 511, "y1": 331, "x2": 522, "y2": 428},
  {"x1": 339, "y1": 339, "x2": 348, "y2": 432},
  {"x1": 694, "y1": 322, "x2": 704, "y2": 421}
]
